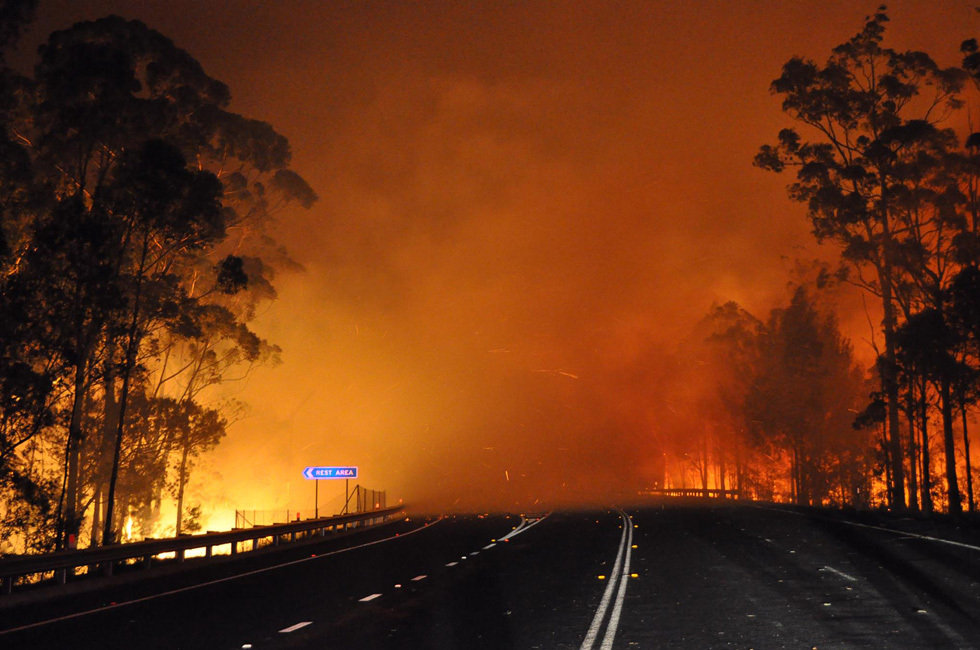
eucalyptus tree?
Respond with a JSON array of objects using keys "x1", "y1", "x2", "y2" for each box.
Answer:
[
  {"x1": 887, "y1": 121, "x2": 971, "y2": 514},
  {"x1": 5, "y1": 15, "x2": 314, "y2": 546},
  {"x1": 745, "y1": 287, "x2": 867, "y2": 506},
  {"x1": 949, "y1": 265, "x2": 980, "y2": 511},
  {"x1": 97, "y1": 139, "x2": 225, "y2": 545},
  {"x1": 895, "y1": 308, "x2": 968, "y2": 512},
  {"x1": 756, "y1": 8, "x2": 968, "y2": 509}
]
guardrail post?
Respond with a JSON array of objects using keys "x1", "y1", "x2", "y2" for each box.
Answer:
[
  {"x1": 231, "y1": 540, "x2": 237, "y2": 555},
  {"x1": 143, "y1": 554, "x2": 152, "y2": 569},
  {"x1": 2, "y1": 576, "x2": 11, "y2": 595},
  {"x1": 206, "y1": 545, "x2": 213, "y2": 559}
]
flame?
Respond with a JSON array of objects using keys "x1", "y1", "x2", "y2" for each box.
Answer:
[{"x1": 123, "y1": 513, "x2": 134, "y2": 542}]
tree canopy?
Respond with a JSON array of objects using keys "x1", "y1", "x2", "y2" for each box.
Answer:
[{"x1": 0, "y1": 14, "x2": 314, "y2": 551}]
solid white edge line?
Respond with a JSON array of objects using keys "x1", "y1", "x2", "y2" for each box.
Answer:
[
  {"x1": 278, "y1": 621, "x2": 312, "y2": 633},
  {"x1": 749, "y1": 503, "x2": 980, "y2": 552},
  {"x1": 581, "y1": 510, "x2": 628, "y2": 650},
  {"x1": 842, "y1": 520, "x2": 980, "y2": 552},
  {"x1": 601, "y1": 514, "x2": 633, "y2": 650},
  {"x1": 0, "y1": 517, "x2": 443, "y2": 636}
]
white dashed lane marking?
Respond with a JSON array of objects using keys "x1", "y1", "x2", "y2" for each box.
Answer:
[
  {"x1": 278, "y1": 621, "x2": 312, "y2": 634},
  {"x1": 359, "y1": 593, "x2": 382, "y2": 602},
  {"x1": 820, "y1": 565, "x2": 857, "y2": 582}
]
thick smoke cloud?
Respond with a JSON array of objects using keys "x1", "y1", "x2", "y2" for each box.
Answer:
[{"x1": 20, "y1": 0, "x2": 979, "y2": 517}]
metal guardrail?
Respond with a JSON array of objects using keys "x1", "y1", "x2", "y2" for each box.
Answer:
[
  {"x1": 639, "y1": 488, "x2": 742, "y2": 498},
  {"x1": 0, "y1": 505, "x2": 404, "y2": 595}
]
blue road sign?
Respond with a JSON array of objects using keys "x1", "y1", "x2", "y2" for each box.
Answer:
[{"x1": 303, "y1": 466, "x2": 358, "y2": 480}]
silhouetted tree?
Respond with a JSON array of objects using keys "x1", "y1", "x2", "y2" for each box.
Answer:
[
  {"x1": 949, "y1": 265, "x2": 980, "y2": 511},
  {"x1": 895, "y1": 308, "x2": 967, "y2": 512},
  {"x1": 746, "y1": 287, "x2": 868, "y2": 506},
  {"x1": 0, "y1": 14, "x2": 314, "y2": 550},
  {"x1": 756, "y1": 8, "x2": 968, "y2": 510}
]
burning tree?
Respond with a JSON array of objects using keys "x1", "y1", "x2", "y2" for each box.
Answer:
[{"x1": 0, "y1": 13, "x2": 314, "y2": 550}]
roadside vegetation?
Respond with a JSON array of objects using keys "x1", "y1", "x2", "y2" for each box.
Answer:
[
  {"x1": 680, "y1": 8, "x2": 980, "y2": 514},
  {"x1": 0, "y1": 2, "x2": 314, "y2": 553}
]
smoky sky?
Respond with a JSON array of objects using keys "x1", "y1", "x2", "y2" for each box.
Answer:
[{"x1": 16, "y1": 1, "x2": 980, "y2": 515}]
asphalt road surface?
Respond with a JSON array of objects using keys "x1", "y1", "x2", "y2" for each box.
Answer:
[{"x1": 2, "y1": 501, "x2": 980, "y2": 649}]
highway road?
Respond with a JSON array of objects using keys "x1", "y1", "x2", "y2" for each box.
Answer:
[{"x1": 2, "y1": 501, "x2": 980, "y2": 648}]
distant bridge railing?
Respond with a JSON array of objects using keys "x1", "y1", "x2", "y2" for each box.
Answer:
[
  {"x1": 0, "y1": 505, "x2": 404, "y2": 596},
  {"x1": 639, "y1": 488, "x2": 742, "y2": 499}
]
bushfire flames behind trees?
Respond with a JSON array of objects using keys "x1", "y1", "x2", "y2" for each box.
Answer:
[
  {"x1": 687, "y1": 283, "x2": 872, "y2": 507},
  {"x1": 1, "y1": 3, "x2": 980, "y2": 557}
]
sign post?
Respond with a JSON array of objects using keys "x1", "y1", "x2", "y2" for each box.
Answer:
[{"x1": 302, "y1": 467, "x2": 358, "y2": 518}]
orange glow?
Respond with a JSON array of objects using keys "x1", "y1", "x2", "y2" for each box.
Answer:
[{"x1": 15, "y1": 2, "x2": 977, "y2": 519}]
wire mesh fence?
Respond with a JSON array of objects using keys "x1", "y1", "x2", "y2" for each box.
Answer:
[
  {"x1": 355, "y1": 486, "x2": 387, "y2": 512},
  {"x1": 236, "y1": 485, "x2": 387, "y2": 529},
  {"x1": 234, "y1": 509, "x2": 296, "y2": 528}
]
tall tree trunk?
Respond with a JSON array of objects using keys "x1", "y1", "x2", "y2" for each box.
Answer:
[
  {"x1": 175, "y1": 428, "x2": 190, "y2": 535},
  {"x1": 792, "y1": 444, "x2": 801, "y2": 505},
  {"x1": 905, "y1": 387, "x2": 919, "y2": 512},
  {"x1": 93, "y1": 339, "x2": 119, "y2": 546},
  {"x1": 103, "y1": 236, "x2": 149, "y2": 544},
  {"x1": 919, "y1": 381, "x2": 933, "y2": 513},
  {"x1": 962, "y1": 405, "x2": 975, "y2": 513},
  {"x1": 939, "y1": 377, "x2": 962, "y2": 514},
  {"x1": 89, "y1": 486, "x2": 101, "y2": 549},
  {"x1": 881, "y1": 426, "x2": 892, "y2": 508},
  {"x1": 878, "y1": 173, "x2": 906, "y2": 512},
  {"x1": 735, "y1": 445, "x2": 744, "y2": 499},
  {"x1": 62, "y1": 356, "x2": 89, "y2": 550},
  {"x1": 717, "y1": 447, "x2": 726, "y2": 498},
  {"x1": 699, "y1": 437, "x2": 709, "y2": 497},
  {"x1": 102, "y1": 351, "x2": 132, "y2": 545},
  {"x1": 881, "y1": 283, "x2": 906, "y2": 510}
]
